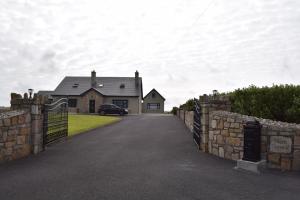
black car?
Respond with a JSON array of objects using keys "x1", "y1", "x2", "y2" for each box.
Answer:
[{"x1": 98, "y1": 104, "x2": 128, "y2": 116}]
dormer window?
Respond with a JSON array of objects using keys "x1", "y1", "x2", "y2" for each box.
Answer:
[
  {"x1": 72, "y1": 83, "x2": 79, "y2": 88},
  {"x1": 120, "y1": 83, "x2": 125, "y2": 89}
]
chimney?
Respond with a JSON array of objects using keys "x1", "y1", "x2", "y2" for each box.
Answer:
[
  {"x1": 135, "y1": 70, "x2": 139, "y2": 87},
  {"x1": 91, "y1": 70, "x2": 97, "y2": 88}
]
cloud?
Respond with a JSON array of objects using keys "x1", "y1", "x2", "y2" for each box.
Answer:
[{"x1": 0, "y1": 0, "x2": 300, "y2": 110}]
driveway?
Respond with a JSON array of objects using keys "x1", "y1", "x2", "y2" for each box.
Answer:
[{"x1": 0, "y1": 114, "x2": 299, "y2": 200}]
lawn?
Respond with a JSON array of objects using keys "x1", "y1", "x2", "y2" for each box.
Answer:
[{"x1": 68, "y1": 114, "x2": 121, "y2": 136}]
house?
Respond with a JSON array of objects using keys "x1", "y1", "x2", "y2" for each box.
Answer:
[
  {"x1": 142, "y1": 89, "x2": 165, "y2": 113},
  {"x1": 39, "y1": 71, "x2": 143, "y2": 114}
]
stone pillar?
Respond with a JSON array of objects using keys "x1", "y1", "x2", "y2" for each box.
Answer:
[
  {"x1": 11, "y1": 93, "x2": 46, "y2": 154},
  {"x1": 199, "y1": 94, "x2": 231, "y2": 152}
]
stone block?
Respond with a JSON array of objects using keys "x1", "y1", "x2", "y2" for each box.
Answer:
[
  {"x1": 235, "y1": 159, "x2": 266, "y2": 174},
  {"x1": 0, "y1": 119, "x2": 2, "y2": 126},
  {"x1": 229, "y1": 132, "x2": 237, "y2": 137},
  {"x1": 261, "y1": 136, "x2": 267, "y2": 142},
  {"x1": 8, "y1": 129, "x2": 17, "y2": 136},
  {"x1": 17, "y1": 144, "x2": 31, "y2": 157},
  {"x1": 3, "y1": 118, "x2": 10, "y2": 126},
  {"x1": 25, "y1": 113, "x2": 31, "y2": 123},
  {"x1": 230, "y1": 123, "x2": 240, "y2": 129},
  {"x1": 213, "y1": 135, "x2": 217, "y2": 142},
  {"x1": 279, "y1": 131, "x2": 293, "y2": 136},
  {"x1": 212, "y1": 148, "x2": 218, "y2": 156},
  {"x1": 217, "y1": 135, "x2": 224, "y2": 144},
  {"x1": 211, "y1": 120, "x2": 217, "y2": 129},
  {"x1": 268, "y1": 153, "x2": 280, "y2": 164},
  {"x1": 7, "y1": 135, "x2": 16, "y2": 142},
  {"x1": 281, "y1": 158, "x2": 292, "y2": 170},
  {"x1": 224, "y1": 122, "x2": 230, "y2": 128},
  {"x1": 226, "y1": 137, "x2": 241, "y2": 146},
  {"x1": 225, "y1": 145, "x2": 234, "y2": 153},
  {"x1": 208, "y1": 142, "x2": 212, "y2": 153},
  {"x1": 225, "y1": 152, "x2": 232, "y2": 159},
  {"x1": 2, "y1": 132, "x2": 7, "y2": 141},
  {"x1": 209, "y1": 131, "x2": 214, "y2": 140},
  {"x1": 294, "y1": 136, "x2": 300, "y2": 146},
  {"x1": 5, "y1": 147, "x2": 13, "y2": 155},
  {"x1": 219, "y1": 147, "x2": 224, "y2": 158},
  {"x1": 261, "y1": 143, "x2": 267, "y2": 153},
  {"x1": 5, "y1": 141, "x2": 15, "y2": 148},
  {"x1": 232, "y1": 153, "x2": 240, "y2": 161},
  {"x1": 11, "y1": 117, "x2": 18, "y2": 125},
  {"x1": 17, "y1": 136, "x2": 26, "y2": 145},
  {"x1": 18, "y1": 115, "x2": 25, "y2": 124},
  {"x1": 20, "y1": 127, "x2": 30, "y2": 135},
  {"x1": 267, "y1": 131, "x2": 278, "y2": 136},
  {"x1": 214, "y1": 130, "x2": 220, "y2": 135},
  {"x1": 240, "y1": 152, "x2": 244, "y2": 159},
  {"x1": 217, "y1": 119, "x2": 224, "y2": 129},
  {"x1": 221, "y1": 129, "x2": 229, "y2": 137},
  {"x1": 227, "y1": 118, "x2": 235, "y2": 123},
  {"x1": 234, "y1": 146, "x2": 243, "y2": 151}
]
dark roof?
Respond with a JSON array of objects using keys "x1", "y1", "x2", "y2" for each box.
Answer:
[
  {"x1": 144, "y1": 88, "x2": 165, "y2": 101},
  {"x1": 52, "y1": 76, "x2": 143, "y2": 97}
]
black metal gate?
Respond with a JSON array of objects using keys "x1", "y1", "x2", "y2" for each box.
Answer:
[
  {"x1": 193, "y1": 98, "x2": 202, "y2": 148},
  {"x1": 43, "y1": 98, "x2": 68, "y2": 146}
]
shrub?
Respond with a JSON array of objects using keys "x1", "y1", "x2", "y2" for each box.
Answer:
[
  {"x1": 171, "y1": 107, "x2": 178, "y2": 115},
  {"x1": 180, "y1": 99, "x2": 195, "y2": 111},
  {"x1": 229, "y1": 84, "x2": 300, "y2": 123}
]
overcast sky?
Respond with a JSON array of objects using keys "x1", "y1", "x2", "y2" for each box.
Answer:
[{"x1": 1, "y1": 0, "x2": 300, "y2": 110}]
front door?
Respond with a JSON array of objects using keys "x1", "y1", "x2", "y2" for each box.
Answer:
[{"x1": 89, "y1": 100, "x2": 95, "y2": 113}]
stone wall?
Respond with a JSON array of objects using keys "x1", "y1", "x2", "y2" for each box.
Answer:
[
  {"x1": 184, "y1": 111, "x2": 194, "y2": 132},
  {"x1": 0, "y1": 110, "x2": 31, "y2": 162},
  {"x1": 0, "y1": 93, "x2": 46, "y2": 163},
  {"x1": 177, "y1": 109, "x2": 194, "y2": 132},
  {"x1": 209, "y1": 111, "x2": 300, "y2": 171}
]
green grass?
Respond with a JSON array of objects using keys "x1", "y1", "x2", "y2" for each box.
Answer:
[{"x1": 68, "y1": 114, "x2": 121, "y2": 137}]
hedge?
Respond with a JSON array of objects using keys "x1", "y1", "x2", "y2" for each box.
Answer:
[{"x1": 229, "y1": 85, "x2": 300, "y2": 124}]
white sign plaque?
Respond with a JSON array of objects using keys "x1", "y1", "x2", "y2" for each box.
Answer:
[{"x1": 270, "y1": 136, "x2": 292, "y2": 153}]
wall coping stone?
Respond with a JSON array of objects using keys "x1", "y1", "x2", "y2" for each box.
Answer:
[
  {"x1": 0, "y1": 110, "x2": 27, "y2": 120},
  {"x1": 211, "y1": 111, "x2": 300, "y2": 130}
]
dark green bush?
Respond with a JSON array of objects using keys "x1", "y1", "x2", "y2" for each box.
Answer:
[
  {"x1": 229, "y1": 84, "x2": 300, "y2": 123},
  {"x1": 180, "y1": 99, "x2": 195, "y2": 111},
  {"x1": 171, "y1": 107, "x2": 178, "y2": 115}
]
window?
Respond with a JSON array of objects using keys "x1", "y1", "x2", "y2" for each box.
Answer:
[
  {"x1": 68, "y1": 99, "x2": 77, "y2": 107},
  {"x1": 152, "y1": 92, "x2": 156, "y2": 98},
  {"x1": 147, "y1": 103, "x2": 160, "y2": 110},
  {"x1": 112, "y1": 100, "x2": 128, "y2": 108}
]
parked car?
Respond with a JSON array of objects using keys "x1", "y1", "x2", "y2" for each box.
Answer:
[{"x1": 98, "y1": 104, "x2": 128, "y2": 116}]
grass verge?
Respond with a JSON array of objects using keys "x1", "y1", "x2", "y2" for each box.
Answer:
[{"x1": 68, "y1": 114, "x2": 121, "y2": 137}]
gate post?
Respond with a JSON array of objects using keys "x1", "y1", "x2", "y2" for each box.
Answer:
[
  {"x1": 199, "y1": 94, "x2": 231, "y2": 153},
  {"x1": 31, "y1": 94, "x2": 45, "y2": 154},
  {"x1": 11, "y1": 93, "x2": 46, "y2": 154}
]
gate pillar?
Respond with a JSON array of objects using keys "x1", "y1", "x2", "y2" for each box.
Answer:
[
  {"x1": 199, "y1": 94, "x2": 231, "y2": 153},
  {"x1": 10, "y1": 93, "x2": 46, "y2": 154}
]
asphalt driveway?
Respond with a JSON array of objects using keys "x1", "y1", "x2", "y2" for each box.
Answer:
[{"x1": 0, "y1": 114, "x2": 299, "y2": 200}]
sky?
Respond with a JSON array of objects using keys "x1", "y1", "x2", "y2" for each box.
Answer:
[{"x1": 0, "y1": 0, "x2": 300, "y2": 110}]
